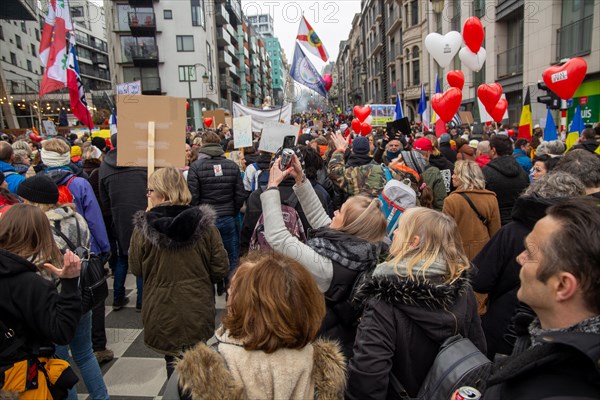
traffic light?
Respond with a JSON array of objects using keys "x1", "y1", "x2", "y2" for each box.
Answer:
[{"x1": 537, "y1": 81, "x2": 561, "y2": 109}]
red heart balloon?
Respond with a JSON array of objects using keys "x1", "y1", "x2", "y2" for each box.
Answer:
[
  {"x1": 29, "y1": 132, "x2": 43, "y2": 143},
  {"x1": 489, "y1": 98, "x2": 508, "y2": 123},
  {"x1": 203, "y1": 117, "x2": 213, "y2": 128},
  {"x1": 323, "y1": 74, "x2": 333, "y2": 92},
  {"x1": 542, "y1": 57, "x2": 587, "y2": 100},
  {"x1": 463, "y1": 17, "x2": 484, "y2": 53},
  {"x1": 431, "y1": 88, "x2": 462, "y2": 123},
  {"x1": 447, "y1": 70, "x2": 465, "y2": 90},
  {"x1": 360, "y1": 123, "x2": 372, "y2": 136},
  {"x1": 351, "y1": 118, "x2": 362, "y2": 133},
  {"x1": 353, "y1": 105, "x2": 371, "y2": 123},
  {"x1": 477, "y1": 83, "x2": 503, "y2": 112}
]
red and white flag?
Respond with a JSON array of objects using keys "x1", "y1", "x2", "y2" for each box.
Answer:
[
  {"x1": 67, "y1": 36, "x2": 94, "y2": 128},
  {"x1": 296, "y1": 16, "x2": 329, "y2": 62},
  {"x1": 39, "y1": 0, "x2": 73, "y2": 97}
]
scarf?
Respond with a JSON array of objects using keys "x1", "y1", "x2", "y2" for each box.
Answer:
[
  {"x1": 307, "y1": 227, "x2": 380, "y2": 271},
  {"x1": 346, "y1": 153, "x2": 375, "y2": 168},
  {"x1": 529, "y1": 314, "x2": 600, "y2": 347},
  {"x1": 401, "y1": 151, "x2": 427, "y2": 175},
  {"x1": 41, "y1": 148, "x2": 71, "y2": 167},
  {"x1": 374, "y1": 255, "x2": 448, "y2": 280},
  {"x1": 387, "y1": 150, "x2": 400, "y2": 162}
]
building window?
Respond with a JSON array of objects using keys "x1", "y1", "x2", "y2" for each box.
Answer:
[
  {"x1": 412, "y1": 46, "x2": 420, "y2": 86},
  {"x1": 411, "y1": 0, "x2": 418, "y2": 26},
  {"x1": 34, "y1": 28, "x2": 39, "y2": 41},
  {"x1": 40, "y1": 66, "x2": 44, "y2": 75},
  {"x1": 176, "y1": 35, "x2": 194, "y2": 51},
  {"x1": 207, "y1": 42, "x2": 213, "y2": 89},
  {"x1": 451, "y1": 0, "x2": 461, "y2": 32},
  {"x1": 0, "y1": 26, "x2": 3, "y2": 40},
  {"x1": 404, "y1": 4, "x2": 409, "y2": 28},
  {"x1": 20, "y1": 21, "x2": 26, "y2": 33},
  {"x1": 15, "y1": 35, "x2": 22, "y2": 49},
  {"x1": 10, "y1": 52, "x2": 17, "y2": 65},
  {"x1": 164, "y1": 10, "x2": 173, "y2": 19},
  {"x1": 179, "y1": 65, "x2": 196, "y2": 82},
  {"x1": 71, "y1": 6, "x2": 84, "y2": 18},
  {"x1": 191, "y1": 0, "x2": 205, "y2": 27},
  {"x1": 558, "y1": 0, "x2": 593, "y2": 59},
  {"x1": 474, "y1": 0, "x2": 485, "y2": 18},
  {"x1": 31, "y1": 43, "x2": 36, "y2": 56},
  {"x1": 27, "y1": 60, "x2": 32, "y2": 72}
]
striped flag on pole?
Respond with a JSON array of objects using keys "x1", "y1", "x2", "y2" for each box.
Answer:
[
  {"x1": 39, "y1": 0, "x2": 73, "y2": 97},
  {"x1": 67, "y1": 35, "x2": 94, "y2": 128}
]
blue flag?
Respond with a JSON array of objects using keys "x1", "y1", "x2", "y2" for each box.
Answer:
[
  {"x1": 290, "y1": 42, "x2": 327, "y2": 98},
  {"x1": 395, "y1": 93, "x2": 404, "y2": 120},
  {"x1": 543, "y1": 108, "x2": 557, "y2": 141},
  {"x1": 418, "y1": 83, "x2": 427, "y2": 115}
]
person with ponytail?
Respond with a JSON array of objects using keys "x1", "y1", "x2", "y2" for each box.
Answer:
[{"x1": 261, "y1": 154, "x2": 388, "y2": 357}]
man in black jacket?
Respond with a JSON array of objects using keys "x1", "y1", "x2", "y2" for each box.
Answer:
[
  {"x1": 187, "y1": 132, "x2": 248, "y2": 281},
  {"x1": 482, "y1": 135, "x2": 529, "y2": 225},
  {"x1": 485, "y1": 198, "x2": 600, "y2": 399}
]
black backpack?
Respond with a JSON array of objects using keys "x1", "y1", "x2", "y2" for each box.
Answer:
[{"x1": 52, "y1": 219, "x2": 108, "y2": 313}]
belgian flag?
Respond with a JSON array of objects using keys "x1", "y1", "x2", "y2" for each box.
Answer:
[{"x1": 518, "y1": 88, "x2": 532, "y2": 140}]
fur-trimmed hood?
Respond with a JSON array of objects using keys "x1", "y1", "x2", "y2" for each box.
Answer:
[
  {"x1": 174, "y1": 337, "x2": 347, "y2": 400},
  {"x1": 133, "y1": 204, "x2": 216, "y2": 250}
]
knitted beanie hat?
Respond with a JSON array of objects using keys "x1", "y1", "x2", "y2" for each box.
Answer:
[
  {"x1": 17, "y1": 175, "x2": 59, "y2": 204},
  {"x1": 352, "y1": 136, "x2": 370, "y2": 155}
]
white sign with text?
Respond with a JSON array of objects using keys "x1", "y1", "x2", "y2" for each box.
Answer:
[
  {"x1": 233, "y1": 115, "x2": 253, "y2": 149},
  {"x1": 259, "y1": 121, "x2": 300, "y2": 153}
]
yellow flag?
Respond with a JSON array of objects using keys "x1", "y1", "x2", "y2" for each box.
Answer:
[{"x1": 565, "y1": 132, "x2": 579, "y2": 152}]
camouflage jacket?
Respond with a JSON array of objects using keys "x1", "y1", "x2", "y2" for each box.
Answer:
[{"x1": 328, "y1": 151, "x2": 407, "y2": 198}]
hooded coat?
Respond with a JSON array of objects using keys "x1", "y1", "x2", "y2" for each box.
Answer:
[
  {"x1": 0, "y1": 249, "x2": 81, "y2": 364},
  {"x1": 482, "y1": 156, "x2": 529, "y2": 225},
  {"x1": 98, "y1": 149, "x2": 147, "y2": 255},
  {"x1": 346, "y1": 262, "x2": 486, "y2": 400},
  {"x1": 167, "y1": 333, "x2": 347, "y2": 400},
  {"x1": 129, "y1": 204, "x2": 229, "y2": 356}
]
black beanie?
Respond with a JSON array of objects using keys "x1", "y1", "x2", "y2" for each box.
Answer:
[
  {"x1": 17, "y1": 176, "x2": 59, "y2": 204},
  {"x1": 91, "y1": 137, "x2": 107, "y2": 152}
]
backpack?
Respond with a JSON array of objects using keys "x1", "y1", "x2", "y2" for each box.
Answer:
[
  {"x1": 249, "y1": 191, "x2": 307, "y2": 252},
  {"x1": 379, "y1": 167, "x2": 417, "y2": 240},
  {"x1": 389, "y1": 335, "x2": 492, "y2": 400},
  {"x1": 51, "y1": 219, "x2": 108, "y2": 313},
  {"x1": 57, "y1": 176, "x2": 76, "y2": 204},
  {"x1": 251, "y1": 163, "x2": 270, "y2": 192}
]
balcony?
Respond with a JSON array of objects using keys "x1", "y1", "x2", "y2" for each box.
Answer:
[
  {"x1": 229, "y1": 65, "x2": 239, "y2": 78},
  {"x1": 557, "y1": 15, "x2": 593, "y2": 60},
  {"x1": 496, "y1": 44, "x2": 523, "y2": 79},
  {"x1": 218, "y1": 52, "x2": 233, "y2": 68},
  {"x1": 92, "y1": 53, "x2": 109, "y2": 66},
  {"x1": 7, "y1": 79, "x2": 38, "y2": 94},
  {"x1": 217, "y1": 28, "x2": 231, "y2": 47},
  {"x1": 231, "y1": 83, "x2": 241, "y2": 94},
  {"x1": 131, "y1": 43, "x2": 159, "y2": 67},
  {"x1": 225, "y1": 0, "x2": 242, "y2": 24},
  {"x1": 128, "y1": 11, "x2": 156, "y2": 36},
  {"x1": 141, "y1": 77, "x2": 161, "y2": 95},
  {"x1": 215, "y1": 4, "x2": 229, "y2": 26},
  {"x1": 386, "y1": 14, "x2": 401, "y2": 35}
]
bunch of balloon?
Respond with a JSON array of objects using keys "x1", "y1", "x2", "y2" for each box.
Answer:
[{"x1": 351, "y1": 105, "x2": 373, "y2": 136}]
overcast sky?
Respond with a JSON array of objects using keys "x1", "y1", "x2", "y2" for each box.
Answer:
[{"x1": 240, "y1": 0, "x2": 362, "y2": 66}]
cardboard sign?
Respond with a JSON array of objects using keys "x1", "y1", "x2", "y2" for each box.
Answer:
[
  {"x1": 203, "y1": 110, "x2": 230, "y2": 127},
  {"x1": 116, "y1": 95, "x2": 186, "y2": 168},
  {"x1": 116, "y1": 81, "x2": 141, "y2": 95},
  {"x1": 458, "y1": 111, "x2": 474, "y2": 125},
  {"x1": 233, "y1": 115, "x2": 253, "y2": 149},
  {"x1": 259, "y1": 121, "x2": 300, "y2": 153},
  {"x1": 42, "y1": 120, "x2": 57, "y2": 136}
]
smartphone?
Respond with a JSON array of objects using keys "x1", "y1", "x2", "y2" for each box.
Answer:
[{"x1": 283, "y1": 135, "x2": 296, "y2": 149}]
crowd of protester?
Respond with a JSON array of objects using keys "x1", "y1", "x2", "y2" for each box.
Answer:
[{"x1": 0, "y1": 116, "x2": 599, "y2": 399}]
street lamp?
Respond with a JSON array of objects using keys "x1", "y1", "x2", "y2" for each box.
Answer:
[{"x1": 187, "y1": 63, "x2": 210, "y2": 131}]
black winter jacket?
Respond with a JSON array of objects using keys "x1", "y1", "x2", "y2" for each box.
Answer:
[
  {"x1": 98, "y1": 149, "x2": 147, "y2": 255},
  {"x1": 440, "y1": 143, "x2": 457, "y2": 163},
  {"x1": 0, "y1": 249, "x2": 81, "y2": 365},
  {"x1": 485, "y1": 330, "x2": 600, "y2": 399},
  {"x1": 187, "y1": 144, "x2": 248, "y2": 217},
  {"x1": 482, "y1": 156, "x2": 529, "y2": 225},
  {"x1": 472, "y1": 196, "x2": 561, "y2": 358},
  {"x1": 347, "y1": 272, "x2": 486, "y2": 400}
]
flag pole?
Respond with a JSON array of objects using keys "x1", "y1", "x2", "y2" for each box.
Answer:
[{"x1": 277, "y1": 75, "x2": 290, "y2": 123}]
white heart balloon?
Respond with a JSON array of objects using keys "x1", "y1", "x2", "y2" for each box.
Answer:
[
  {"x1": 459, "y1": 46, "x2": 487, "y2": 72},
  {"x1": 424, "y1": 31, "x2": 463, "y2": 68}
]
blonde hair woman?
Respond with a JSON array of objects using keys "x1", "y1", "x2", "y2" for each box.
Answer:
[
  {"x1": 347, "y1": 207, "x2": 486, "y2": 399},
  {"x1": 443, "y1": 160, "x2": 501, "y2": 260},
  {"x1": 262, "y1": 154, "x2": 388, "y2": 357},
  {"x1": 129, "y1": 167, "x2": 229, "y2": 378}
]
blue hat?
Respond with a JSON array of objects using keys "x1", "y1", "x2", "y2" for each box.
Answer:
[
  {"x1": 352, "y1": 136, "x2": 370, "y2": 155},
  {"x1": 439, "y1": 133, "x2": 451, "y2": 144}
]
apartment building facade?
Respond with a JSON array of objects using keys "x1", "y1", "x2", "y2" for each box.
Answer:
[{"x1": 337, "y1": 0, "x2": 599, "y2": 126}]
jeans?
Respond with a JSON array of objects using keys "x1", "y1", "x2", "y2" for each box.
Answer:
[
  {"x1": 113, "y1": 254, "x2": 143, "y2": 305},
  {"x1": 91, "y1": 303, "x2": 106, "y2": 352},
  {"x1": 215, "y1": 216, "x2": 240, "y2": 281},
  {"x1": 56, "y1": 312, "x2": 109, "y2": 400}
]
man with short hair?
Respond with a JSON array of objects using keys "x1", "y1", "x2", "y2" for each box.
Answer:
[
  {"x1": 555, "y1": 149, "x2": 600, "y2": 201},
  {"x1": 483, "y1": 136, "x2": 529, "y2": 225},
  {"x1": 572, "y1": 127, "x2": 599, "y2": 154},
  {"x1": 485, "y1": 198, "x2": 600, "y2": 398},
  {"x1": 0, "y1": 142, "x2": 25, "y2": 193},
  {"x1": 513, "y1": 138, "x2": 532, "y2": 172}
]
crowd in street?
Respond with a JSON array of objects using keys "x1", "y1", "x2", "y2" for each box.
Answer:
[{"x1": 0, "y1": 116, "x2": 599, "y2": 399}]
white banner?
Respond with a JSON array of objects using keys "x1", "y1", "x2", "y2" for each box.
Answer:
[
  {"x1": 233, "y1": 115, "x2": 253, "y2": 149},
  {"x1": 259, "y1": 121, "x2": 300, "y2": 154},
  {"x1": 116, "y1": 81, "x2": 141, "y2": 95},
  {"x1": 232, "y1": 102, "x2": 293, "y2": 132}
]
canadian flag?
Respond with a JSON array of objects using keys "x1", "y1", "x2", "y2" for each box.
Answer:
[
  {"x1": 67, "y1": 36, "x2": 94, "y2": 128},
  {"x1": 39, "y1": 0, "x2": 73, "y2": 97},
  {"x1": 296, "y1": 16, "x2": 329, "y2": 62}
]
